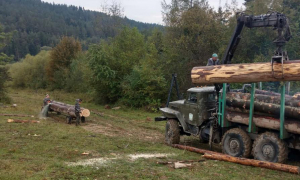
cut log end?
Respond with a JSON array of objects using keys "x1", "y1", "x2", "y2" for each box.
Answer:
[{"x1": 81, "y1": 109, "x2": 90, "y2": 117}]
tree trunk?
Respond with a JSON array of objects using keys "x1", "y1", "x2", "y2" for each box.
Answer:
[
  {"x1": 255, "y1": 89, "x2": 292, "y2": 98},
  {"x1": 7, "y1": 119, "x2": 40, "y2": 123},
  {"x1": 191, "y1": 60, "x2": 300, "y2": 84},
  {"x1": 49, "y1": 102, "x2": 90, "y2": 117},
  {"x1": 227, "y1": 92, "x2": 300, "y2": 107},
  {"x1": 225, "y1": 107, "x2": 278, "y2": 117},
  {"x1": 226, "y1": 97, "x2": 300, "y2": 120},
  {"x1": 0, "y1": 114, "x2": 34, "y2": 117},
  {"x1": 226, "y1": 111, "x2": 300, "y2": 135},
  {"x1": 203, "y1": 153, "x2": 299, "y2": 174},
  {"x1": 172, "y1": 144, "x2": 222, "y2": 155}
]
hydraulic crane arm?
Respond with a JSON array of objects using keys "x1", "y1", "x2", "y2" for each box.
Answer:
[{"x1": 222, "y1": 12, "x2": 291, "y2": 65}]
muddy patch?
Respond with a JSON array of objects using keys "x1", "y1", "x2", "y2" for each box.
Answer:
[
  {"x1": 82, "y1": 123, "x2": 131, "y2": 137},
  {"x1": 82, "y1": 123, "x2": 163, "y2": 143}
]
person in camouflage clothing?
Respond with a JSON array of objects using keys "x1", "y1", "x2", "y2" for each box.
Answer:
[{"x1": 75, "y1": 99, "x2": 82, "y2": 126}]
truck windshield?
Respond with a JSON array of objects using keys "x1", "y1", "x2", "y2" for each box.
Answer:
[
  {"x1": 188, "y1": 92, "x2": 197, "y2": 103},
  {"x1": 208, "y1": 93, "x2": 216, "y2": 102}
]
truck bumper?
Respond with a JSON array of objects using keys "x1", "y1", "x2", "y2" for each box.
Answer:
[{"x1": 155, "y1": 116, "x2": 167, "y2": 122}]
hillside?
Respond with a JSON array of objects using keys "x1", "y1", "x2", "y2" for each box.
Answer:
[{"x1": 0, "y1": 0, "x2": 161, "y2": 61}]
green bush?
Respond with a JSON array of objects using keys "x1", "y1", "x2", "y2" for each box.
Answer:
[
  {"x1": 0, "y1": 66, "x2": 10, "y2": 103},
  {"x1": 65, "y1": 53, "x2": 93, "y2": 93},
  {"x1": 9, "y1": 50, "x2": 50, "y2": 89},
  {"x1": 88, "y1": 27, "x2": 146, "y2": 103},
  {"x1": 121, "y1": 43, "x2": 167, "y2": 109}
]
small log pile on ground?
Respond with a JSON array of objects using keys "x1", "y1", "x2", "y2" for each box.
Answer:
[{"x1": 226, "y1": 90, "x2": 300, "y2": 134}]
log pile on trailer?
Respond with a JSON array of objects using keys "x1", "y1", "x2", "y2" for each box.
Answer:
[{"x1": 225, "y1": 91, "x2": 300, "y2": 134}]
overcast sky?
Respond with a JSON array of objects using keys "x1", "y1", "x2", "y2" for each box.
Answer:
[{"x1": 42, "y1": 0, "x2": 245, "y2": 24}]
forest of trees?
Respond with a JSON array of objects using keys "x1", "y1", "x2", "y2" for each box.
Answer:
[
  {"x1": 2, "y1": 0, "x2": 300, "y2": 109},
  {"x1": 0, "y1": 0, "x2": 161, "y2": 61}
]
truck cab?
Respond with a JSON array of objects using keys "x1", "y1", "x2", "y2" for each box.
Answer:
[{"x1": 157, "y1": 86, "x2": 217, "y2": 144}]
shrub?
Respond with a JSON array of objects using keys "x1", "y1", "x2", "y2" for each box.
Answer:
[{"x1": 9, "y1": 50, "x2": 50, "y2": 89}]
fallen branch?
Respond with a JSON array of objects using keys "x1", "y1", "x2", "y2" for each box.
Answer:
[
  {"x1": 0, "y1": 114, "x2": 34, "y2": 117},
  {"x1": 203, "y1": 153, "x2": 300, "y2": 174},
  {"x1": 7, "y1": 119, "x2": 40, "y2": 123}
]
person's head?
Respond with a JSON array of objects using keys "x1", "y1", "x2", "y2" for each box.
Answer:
[
  {"x1": 78, "y1": 99, "x2": 82, "y2": 104},
  {"x1": 212, "y1": 53, "x2": 218, "y2": 61},
  {"x1": 46, "y1": 94, "x2": 49, "y2": 98}
]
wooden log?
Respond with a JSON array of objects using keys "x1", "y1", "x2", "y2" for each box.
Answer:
[
  {"x1": 227, "y1": 92, "x2": 300, "y2": 107},
  {"x1": 172, "y1": 144, "x2": 222, "y2": 155},
  {"x1": 0, "y1": 114, "x2": 34, "y2": 117},
  {"x1": 226, "y1": 97, "x2": 300, "y2": 120},
  {"x1": 226, "y1": 111, "x2": 300, "y2": 135},
  {"x1": 225, "y1": 107, "x2": 278, "y2": 118},
  {"x1": 191, "y1": 60, "x2": 300, "y2": 84},
  {"x1": 49, "y1": 103, "x2": 90, "y2": 117},
  {"x1": 50, "y1": 101, "x2": 90, "y2": 117},
  {"x1": 203, "y1": 153, "x2": 300, "y2": 174},
  {"x1": 7, "y1": 119, "x2": 40, "y2": 123}
]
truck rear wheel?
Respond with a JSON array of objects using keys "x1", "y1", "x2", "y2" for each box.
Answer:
[
  {"x1": 165, "y1": 119, "x2": 180, "y2": 145},
  {"x1": 221, "y1": 128, "x2": 252, "y2": 158},
  {"x1": 252, "y1": 132, "x2": 288, "y2": 163}
]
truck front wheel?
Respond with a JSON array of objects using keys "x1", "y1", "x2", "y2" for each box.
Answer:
[
  {"x1": 165, "y1": 119, "x2": 180, "y2": 145},
  {"x1": 252, "y1": 132, "x2": 288, "y2": 163},
  {"x1": 221, "y1": 128, "x2": 252, "y2": 158}
]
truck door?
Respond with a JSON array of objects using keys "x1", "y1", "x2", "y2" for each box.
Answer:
[{"x1": 183, "y1": 92, "x2": 200, "y2": 128}]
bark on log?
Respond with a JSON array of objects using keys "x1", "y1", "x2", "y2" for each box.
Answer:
[
  {"x1": 226, "y1": 111, "x2": 300, "y2": 135},
  {"x1": 191, "y1": 60, "x2": 300, "y2": 84},
  {"x1": 7, "y1": 119, "x2": 40, "y2": 123},
  {"x1": 49, "y1": 102, "x2": 90, "y2": 117},
  {"x1": 227, "y1": 92, "x2": 300, "y2": 107},
  {"x1": 172, "y1": 144, "x2": 222, "y2": 155},
  {"x1": 225, "y1": 107, "x2": 278, "y2": 118},
  {"x1": 203, "y1": 153, "x2": 300, "y2": 174},
  {"x1": 254, "y1": 89, "x2": 292, "y2": 98},
  {"x1": 51, "y1": 101, "x2": 88, "y2": 113},
  {"x1": 226, "y1": 97, "x2": 300, "y2": 120}
]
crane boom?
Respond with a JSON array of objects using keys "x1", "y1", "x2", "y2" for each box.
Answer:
[{"x1": 222, "y1": 12, "x2": 291, "y2": 65}]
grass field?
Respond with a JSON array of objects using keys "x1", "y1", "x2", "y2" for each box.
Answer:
[{"x1": 0, "y1": 89, "x2": 299, "y2": 180}]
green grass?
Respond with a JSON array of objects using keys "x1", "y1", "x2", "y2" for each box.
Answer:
[{"x1": 0, "y1": 89, "x2": 299, "y2": 179}]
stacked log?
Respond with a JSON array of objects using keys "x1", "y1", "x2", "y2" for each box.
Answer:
[
  {"x1": 225, "y1": 91, "x2": 300, "y2": 135},
  {"x1": 191, "y1": 60, "x2": 300, "y2": 84},
  {"x1": 49, "y1": 101, "x2": 90, "y2": 118}
]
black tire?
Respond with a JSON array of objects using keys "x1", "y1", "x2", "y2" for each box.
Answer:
[
  {"x1": 221, "y1": 128, "x2": 252, "y2": 158},
  {"x1": 165, "y1": 119, "x2": 180, "y2": 145},
  {"x1": 252, "y1": 132, "x2": 288, "y2": 163},
  {"x1": 199, "y1": 126, "x2": 208, "y2": 143}
]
